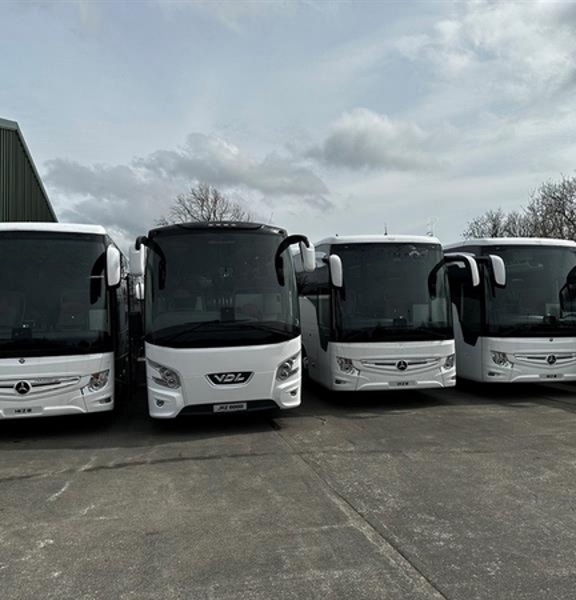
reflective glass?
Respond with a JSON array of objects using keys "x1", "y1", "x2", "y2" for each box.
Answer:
[
  {"x1": 0, "y1": 232, "x2": 110, "y2": 357},
  {"x1": 145, "y1": 230, "x2": 299, "y2": 348}
]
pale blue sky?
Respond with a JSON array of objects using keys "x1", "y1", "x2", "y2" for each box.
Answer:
[{"x1": 2, "y1": 0, "x2": 576, "y2": 247}]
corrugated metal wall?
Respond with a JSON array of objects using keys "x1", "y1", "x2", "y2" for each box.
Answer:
[{"x1": 0, "y1": 125, "x2": 56, "y2": 222}]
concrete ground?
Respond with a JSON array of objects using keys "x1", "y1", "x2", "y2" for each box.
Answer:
[{"x1": 1, "y1": 382, "x2": 576, "y2": 599}]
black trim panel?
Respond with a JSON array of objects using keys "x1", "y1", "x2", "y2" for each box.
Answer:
[{"x1": 179, "y1": 399, "x2": 279, "y2": 416}]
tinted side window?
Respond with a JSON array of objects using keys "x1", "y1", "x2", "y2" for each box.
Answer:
[
  {"x1": 449, "y1": 265, "x2": 482, "y2": 345},
  {"x1": 298, "y1": 245, "x2": 330, "y2": 296},
  {"x1": 299, "y1": 245, "x2": 331, "y2": 349}
]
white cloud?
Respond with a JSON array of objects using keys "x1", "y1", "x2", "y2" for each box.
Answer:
[
  {"x1": 44, "y1": 132, "x2": 331, "y2": 244},
  {"x1": 138, "y1": 133, "x2": 328, "y2": 195},
  {"x1": 45, "y1": 159, "x2": 181, "y2": 247},
  {"x1": 395, "y1": 0, "x2": 576, "y2": 106},
  {"x1": 308, "y1": 108, "x2": 439, "y2": 171}
]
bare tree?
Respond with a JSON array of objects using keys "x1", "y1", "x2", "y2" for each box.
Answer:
[
  {"x1": 158, "y1": 184, "x2": 252, "y2": 225},
  {"x1": 462, "y1": 208, "x2": 533, "y2": 239},
  {"x1": 525, "y1": 177, "x2": 576, "y2": 239},
  {"x1": 462, "y1": 176, "x2": 576, "y2": 240}
]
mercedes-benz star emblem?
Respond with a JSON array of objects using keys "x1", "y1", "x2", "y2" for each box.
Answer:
[
  {"x1": 14, "y1": 381, "x2": 31, "y2": 395},
  {"x1": 546, "y1": 355, "x2": 557, "y2": 366},
  {"x1": 396, "y1": 361, "x2": 408, "y2": 372},
  {"x1": 18, "y1": 358, "x2": 25, "y2": 364}
]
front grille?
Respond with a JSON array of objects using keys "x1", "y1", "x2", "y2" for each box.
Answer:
[
  {"x1": 360, "y1": 358, "x2": 442, "y2": 373},
  {"x1": 513, "y1": 353, "x2": 576, "y2": 366},
  {"x1": 0, "y1": 376, "x2": 81, "y2": 397}
]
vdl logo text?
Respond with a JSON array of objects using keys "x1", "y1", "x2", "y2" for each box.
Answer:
[{"x1": 208, "y1": 372, "x2": 253, "y2": 386}]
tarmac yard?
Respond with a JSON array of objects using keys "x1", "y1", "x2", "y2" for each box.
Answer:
[{"x1": 1, "y1": 382, "x2": 576, "y2": 600}]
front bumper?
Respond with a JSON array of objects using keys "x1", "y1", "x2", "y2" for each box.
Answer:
[
  {"x1": 145, "y1": 339, "x2": 302, "y2": 419},
  {"x1": 0, "y1": 355, "x2": 115, "y2": 419},
  {"x1": 147, "y1": 374, "x2": 301, "y2": 419},
  {"x1": 325, "y1": 341, "x2": 456, "y2": 392}
]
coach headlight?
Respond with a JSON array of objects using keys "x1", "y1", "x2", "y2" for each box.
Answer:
[
  {"x1": 276, "y1": 352, "x2": 300, "y2": 382},
  {"x1": 87, "y1": 370, "x2": 110, "y2": 392},
  {"x1": 336, "y1": 357, "x2": 359, "y2": 375},
  {"x1": 148, "y1": 360, "x2": 181, "y2": 389},
  {"x1": 491, "y1": 351, "x2": 512, "y2": 367}
]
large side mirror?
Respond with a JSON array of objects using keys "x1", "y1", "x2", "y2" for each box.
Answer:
[
  {"x1": 444, "y1": 253, "x2": 480, "y2": 287},
  {"x1": 135, "y1": 235, "x2": 148, "y2": 251},
  {"x1": 329, "y1": 254, "x2": 343, "y2": 288},
  {"x1": 130, "y1": 245, "x2": 145, "y2": 277},
  {"x1": 106, "y1": 245, "x2": 121, "y2": 288},
  {"x1": 134, "y1": 281, "x2": 145, "y2": 301},
  {"x1": 301, "y1": 241, "x2": 316, "y2": 273},
  {"x1": 489, "y1": 254, "x2": 506, "y2": 287}
]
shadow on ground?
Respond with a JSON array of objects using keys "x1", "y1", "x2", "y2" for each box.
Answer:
[{"x1": 1, "y1": 379, "x2": 575, "y2": 450}]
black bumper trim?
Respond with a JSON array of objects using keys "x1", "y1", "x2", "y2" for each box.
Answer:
[{"x1": 178, "y1": 399, "x2": 279, "y2": 416}]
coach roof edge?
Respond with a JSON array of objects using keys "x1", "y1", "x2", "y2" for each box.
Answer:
[
  {"x1": 0, "y1": 222, "x2": 107, "y2": 235},
  {"x1": 317, "y1": 234, "x2": 442, "y2": 246},
  {"x1": 445, "y1": 238, "x2": 576, "y2": 249}
]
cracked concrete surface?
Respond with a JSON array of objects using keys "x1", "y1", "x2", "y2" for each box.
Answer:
[{"x1": 1, "y1": 383, "x2": 576, "y2": 599}]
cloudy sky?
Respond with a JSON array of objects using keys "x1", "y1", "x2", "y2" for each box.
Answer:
[{"x1": 2, "y1": 0, "x2": 576, "y2": 248}]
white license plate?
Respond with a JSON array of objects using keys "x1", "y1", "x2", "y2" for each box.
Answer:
[
  {"x1": 213, "y1": 402, "x2": 247, "y2": 413},
  {"x1": 541, "y1": 374, "x2": 562, "y2": 380},
  {"x1": 390, "y1": 381, "x2": 416, "y2": 388},
  {"x1": 6, "y1": 406, "x2": 43, "y2": 416}
]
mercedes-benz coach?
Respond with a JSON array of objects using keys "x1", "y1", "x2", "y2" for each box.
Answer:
[
  {"x1": 0, "y1": 223, "x2": 130, "y2": 419},
  {"x1": 132, "y1": 222, "x2": 314, "y2": 418},
  {"x1": 296, "y1": 235, "x2": 480, "y2": 391},
  {"x1": 446, "y1": 238, "x2": 576, "y2": 383}
]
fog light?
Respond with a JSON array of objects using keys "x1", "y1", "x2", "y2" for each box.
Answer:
[
  {"x1": 444, "y1": 354, "x2": 455, "y2": 369},
  {"x1": 149, "y1": 360, "x2": 181, "y2": 389},
  {"x1": 491, "y1": 351, "x2": 511, "y2": 367},
  {"x1": 276, "y1": 352, "x2": 300, "y2": 382},
  {"x1": 155, "y1": 398, "x2": 166, "y2": 407},
  {"x1": 88, "y1": 370, "x2": 109, "y2": 392}
]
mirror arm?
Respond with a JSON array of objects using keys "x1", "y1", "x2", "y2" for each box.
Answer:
[
  {"x1": 138, "y1": 238, "x2": 167, "y2": 290},
  {"x1": 274, "y1": 234, "x2": 312, "y2": 286},
  {"x1": 445, "y1": 253, "x2": 480, "y2": 287}
]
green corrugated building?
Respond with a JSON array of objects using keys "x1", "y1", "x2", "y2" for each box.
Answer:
[{"x1": 0, "y1": 118, "x2": 57, "y2": 222}]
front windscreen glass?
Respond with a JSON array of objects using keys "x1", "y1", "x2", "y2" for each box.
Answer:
[
  {"x1": 0, "y1": 232, "x2": 111, "y2": 357},
  {"x1": 336, "y1": 243, "x2": 452, "y2": 342},
  {"x1": 145, "y1": 229, "x2": 299, "y2": 348},
  {"x1": 484, "y1": 245, "x2": 576, "y2": 337}
]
